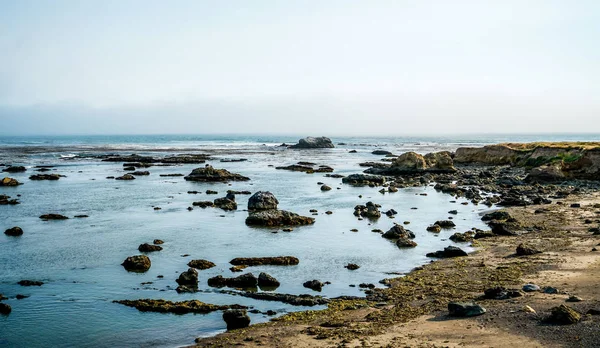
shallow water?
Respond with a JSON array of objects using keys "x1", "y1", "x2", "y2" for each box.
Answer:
[{"x1": 1, "y1": 134, "x2": 598, "y2": 347}]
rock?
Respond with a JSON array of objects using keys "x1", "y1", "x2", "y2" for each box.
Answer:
[
  {"x1": 208, "y1": 273, "x2": 258, "y2": 289},
  {"x1": 587, "y1": 309, "x2": 600, "y2": 315},
  {"x1": 345, "y1": 263, "x2": 360, "y2": 270},
  {"x1": 566, "y1": 295, "x2": 583, "y2": 302},
  {"x1": 396, "y1": 238, "x2": 417, "y2": 248},
  {"x1": 115, "y1": 174, "x2": 136, "y2": 180},
  {"x1": 525, "y1": 164, "x2": 565, "y2": 183},
  {"x1": 138, "y1": 243, "x2": 162, "y2": 252},
  {"x1": 483, "y1": 287, "x2": 524, "y2": 300},
  {"x1": 215, "y1": 290, "x2": 329, "y2": 306},
  {"x1": 2, "y1": 166, "x2": 26, "y2": 173},
  {"x1": 342, "y1": 174, "x2": 386, "y2": 186},
  {"x1": 365, "y1": 151, "x2": 456, "y2": 175},
  {"x1": 230, "y1": 256, "x2": 299, "y2": 266},
  {"x1": 289, "y1": 137, "x2": 334, "y2": 149},
  {"x1": 258, "y1": 272, "x2": 280, "y2": 289},
  {"x1": 372, "y1": 150, "x2": 392, "y2": 155},
  {"x1": 522, "y1": 284, "x2": 541, "y2": 292},
  {"x1": 188, "y1": 259, "x2": 216, "y2": 270},
  {"x1": 214, "y1": 196, "x2": 237, "y2": 211},
  {"x1": 223, "y1": 309, "x2": 251, "y2": 330},
  {"x1": 488, "y1": 222, "x2": 517, "y2": 236},
  {"x1": 39, "y1": 214, "x2": 69, "y2": 220},
  {"x1": 385, "y1": 209, "x2": 398, "y2": 217},
  {"x1": 114, "y1": 299, "x2": 242, "y2": 314},
  {"x1": 426, "y1": 246, "x2": 468, "y2": 258},
  {"x1": 0, "y1": 303, "x2": 11, "y2": 315},
  {"x1": 4, "y1": 226, "x2": 23, "y2": 236},
  {"x1": 29, "y1": 174, "x2": 63, "y2": 180},
  {"x1": 153, "y1": 239, "x2": 164, "y2": 245},
  {"x1": 426, "y1": 224, "x2": 441, "y2": 233},
  {"x1": 516, "y1": 243, "x2": 542, "y2": 256},
  {"x1": 247, "y1": 191, "x2": 279, "y2": 211},
  {"x1": 176, "y1": 268, "x2": 199, "y2": 287},
  {"x1": 481, "y1": 211, "x2": 512, "y2": 221},
  {"x1": 122, "y1": 255, "x2": 151, "y2": 272},
  {"x1": 382, "y1": 224, "x2": 415, "y2": 239},
  {"x1": 184, "y1": 165, "x2": 250, "y2": 182},
  {"x1": 74, "y1": 215, "x2": 89, "y2": 218},
  {"x1": 435, "y1": 220, "x2": 456, "y2": 228},
  {"x1": 303, "y1": 280, "x2": 324, "y2": 291},
  {"x1": 18, "y1": 280, "x2": 44, "y2": 286},
  {"x1": 192, "y1": 201, "x2": 214, "y2": 208},
  {"x1": 0, "y1": 177, "x2": 20, "y2": 186},
  {"x1": 245, "y1": 210, "x2": 314, "y2": 226},
  {"x1": 448, "y1": 210, "x2": 458, "y2": 215},
  {"x1": 320, "y1": 185, "x2": 331, "y2": 191},
  {"x1": 206, "y1": 190, "x2": 218, "y2": 194},
  {"x1": 129, "y1": 171, "x2": 150, "y2": 176},
  {"x1": 547, "y1": 305, "x2": 580, "y2": 324},
  {"x1": 353, "y1": 202, "x2": 381, "y2": 219},
  {"x1": 448, "y1": 302, "x2": 486, "y2": 317},
  {"x1": 449, "y1": 231, "x2": 475, "y2": 242},
  {"x1": 474, "y1": 230, "x2": 495, "y2": 239}
]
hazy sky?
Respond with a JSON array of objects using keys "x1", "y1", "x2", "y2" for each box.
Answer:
[{"x1": 1, "y1": 1, "x2": 599, "y2": 135}]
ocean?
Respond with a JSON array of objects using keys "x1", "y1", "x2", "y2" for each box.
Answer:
[{"x1": 0, "y1": 133, "x2": 598, "y2": 347}]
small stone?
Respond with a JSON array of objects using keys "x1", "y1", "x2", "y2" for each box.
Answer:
[
  {"x1": 521, "y1": 305, "x2": 536, "y2": 313},
  {"x1": 566, "y1": 295, "x2": 583, "y2": 302},
  {"x1": 448, "y1": 302, "x2": 486, "y2": 317}
]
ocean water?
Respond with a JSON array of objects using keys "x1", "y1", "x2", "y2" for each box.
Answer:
[{"x1": 0, "y1": 133, "x2": 598, "y2": 348}]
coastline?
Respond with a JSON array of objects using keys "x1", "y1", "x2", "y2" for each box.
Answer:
[{"x1": 193, "y1": 192, "x2": 600, "y2": 347}]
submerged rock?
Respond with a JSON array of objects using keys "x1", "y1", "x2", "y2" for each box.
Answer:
[
  {"x1": 18, "y1": 280, "x2": 44, "y2": 286},
  {"x1": 547, "y1": 304, "x2": 581, "y2": 324},
  {"x1": 2, "y1": 166, "x2": 26, "y2": 173},
  {"x1": 29, "y1": 174, "x2": 63, "y2": 180},
  {"x1": 4, "y1": 226, "x2": 23, "y2": 236},
  {"x1": 39, "y1": 214, "x2": 69, "y2": 220},
  {"x1": 138, "y1": 243, "x2": 162, "y2": 252},
  {"x1": 426, "y1": 246, "x2": 468, "y2": 258},
  {"x1": 0, "y1": 194, "x2": 20, "y2": 205},
  {"x1": 217, "y1": 289, "x2": 330, "y2": 306},
  {"x1": 184, "y1": 165, "x2": 250, "y2": 182},
  {"x1": 289, "y1": 137, "x2": 334, "y2": 149},
  {"x1": 247, "y1": 191, "x2": 279, "y2": 211},
  {"x1": 345, "y1": 263, "x2": 360, "y2": 270},
  {"x1": 303, "y1": 280, "x2": 324, "y2": 291},
  {"x1": 114, "y1": 299, "x2": 244, "y2": 314},
  {"x1": 115, "y1": 174, "x2": 136, "y2": 180},
  {"x1": 230, "y1": 256, "x2": 299, "y2": 266},
  {"x1": 223, "y1": 309, "x2": 251, "y2": 330},
  {"x1": 192, "y1": 201, "x2": 214, "y2": 208},
  {"x1": 245, "y1": 210, "x2": 314, "y2": 227},
  {"x1": 122, "y1": 255, "x2": 151, "y2": 272}
]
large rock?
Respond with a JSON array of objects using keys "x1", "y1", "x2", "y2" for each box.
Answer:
[
  {"x1": 176, "y1": 268, "x2": 199, "y2": 286},
  {"x1": 214, "y1": 195, "x2": 237, "y2": 211},
  {"x1": 208, "y1": 273, "x2": 258, "y2": 289},
  {"x1": 525, "y1": 164, "x2": 565, "y2": 183},
  {"x1": 365, "y1": 151, "x2": 456, "y2": 175},
  {"x1": 188, "y1": 259, "x2": 216, "y2": 270},
  {"x1": 289, "y1": 137, "x2": 334, "y2": 149},
  {"x1": 122, "y1": 255, "x2": 151, "y2": 272},
  {"x1": 303, "y1": 280, "x2": 324, "y2": 291},
  {"x1": 245, "y1": 210, "x2": 314, "y2": 226},
  {"x1": 184, "y1": 165, "x2": 250, "y2": 182},
  {"x1": 248, "y1": 191, "x2": 279, "y2": 211},
  {"x1": 382, "y1": 224, "x2": 415, "y2": 239},
  {"x1": 29, "y1": 174, "x2": 63, "y2": 180},
  {"x1": 223, "y1": 309, "x2": 251, "y2": 330},
  {"x1": 353, "y1": 202, "x2": 381, "y2": 219},
  {"x1": 547, "y1": 304, "x2": 580, "y2": 324},
  {"x1": 516, "y1": 243, "x2": 542, "y2": 256},
  {"x1": 0, "y1": 303, "x2": 11, "y2": 315},
  {"x1": 4, "y1": 226, "x2": 23, "y2": 236},
  {"x1": 0, "y1": 177, "x2": 21, "y2": 186},
  {"x1": 2, "y1": 166, "x2": 26, "y2": 173}
]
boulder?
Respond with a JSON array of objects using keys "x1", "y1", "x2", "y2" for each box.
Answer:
[
  {"x1": 192, "y1": 201, "x2": 214, "y2": 208},
  {"x1": 122, "y1": 255, "x2": 151, "y2": 272},
  {"x1": 522, "y1": 284, "x2": 541, "y2": 292},
  {"x1": 184, "y1": 165, "x2": 250, "y2": 182},
  {"x1": 320, "y1": 185, "x2": 332, "y2": 191},
  {"x1": 481, "y1": 211, "x2": 512, "y2": 221},
  {"x1": 138, "y1": 243, "x2": 163, "y2": 252},
  {"x1": 0, "y1": 303, "x2": 11, "y2": 315},
  {"x1": 247, "y1": 191, "x2": 279, "y2": 211},
  {"x1": 426, "y1": 224, "x2": 441, "y2": 233},
  {"x1": 114, "y1": 299, "x2": 241, "y2": 314},
  {"x1": 448, "y1": 302, "x2": 486, "y2": 317},
  {"x1": 382, "y1": 224, "x2": 414, "y2": 239},
  {"x1": 289, "y1": 137, "x2": 334, "y2": 149},
  {"x1": 230, "y1": 256, "x2": 299, "y2": 266},
  {"x1": 176, "y1": 268, "x2": 199, "y2": 287},
  {"x1": 188, "y1": 259, "x2": 216, "y2": 270},
  {"x1": 258, "y1": 272, "x2": 280, "y2": 288},
  {"x1": 547, "y1": 304, "x2": 580, "y2": 325},
  {"x1": 223, "y1": 309, "x2": 251, "y2": 330},
  {"x1": 525, "y1": 164, "x2": 565, "y2": 183},
  {"x1": 0, "y1": 177, "x2": 20, "y2": 186},
  {"x1": 372, "y1": 150, "x2": 392, "y2": 155},
  {"x1": 245, "y1": 210, "x2": 314, "y2": 226},
  {"x1": 435, "y1": 220, "x2": 456, "y2": 228},
  {"x1": 449, "y1": 231, "x2": 475, "y2": 242},
  {"x1": 303, "y1": 280, "x2": 324, "y2": 291},
  {"x1": 489, "y1": 222, "x2": 517, "y2": 236},
  {"x1": 353, "y1": 202, "x2": 381, "y2": 219},
  {"x1": 345, "y1": 263, "x2": 360, "y2": 270},
  {"x1": 4, "y1": 226, "x2": 23, "y2": 236},
  {"x1": 214, "y1": 195, "x2": 237, "y2": 211},
  {"x1": 426, "y1": 246, "x2": 468, "y2": 258},
  {"x1": 396, "y1": 238, "x2": 417, "y2": 248},
  {"x1": 18, "y1": 280, "x2": 43, "y2": 286},
  {"x1": 129, "y1": 171, "x2": 150, "y2": 176},
  {"x1": 208, "y1": 273, "x2": 258, "y2": 289}
]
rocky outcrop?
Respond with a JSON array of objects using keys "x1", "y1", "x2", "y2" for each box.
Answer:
[
  {"x1": 426, "y1": 246, "x2": 468, "y2": 258},
  {"x1": 258, "y1": 272, "x2": 280, "y2": 289},
  {"x1": 342, "y1": 174, "x2": 386, "y2": 186},
  {"x1": 365, "y1": 151, "x2": 456, "y2": 175},
  {"x1": 4, "y1": 226, "x2": 23, "y2": 236},
  {"x1": 114, "y1": 299, "x2": 244, "y2": 314},
  {"x1": 184, "y1": 165, "x2": 250, "y2": 182},
  {"x1": 188, "y1": 259, "x2": 216, "y2": 270},
  {"x1": 214, "y1": 193, "x2": 237, "y2": 211},
  {"x1": 230, "y1": 256, "x2": 299, "y2": 266},
  {"x1": 353, "y1": 202, "x2": 381, "y2": 219},
  {"x1": 289, "y1": 137, "x2": 335, "y2": 149},
  {"x1": 245, "y1": 210, "x2": 315, "y2": 227},
  {"x1": 122, "y1": 255, "x2": 151, "y2": 272},
  {"x1": 0, "y1": 194, "x2": 19, "y2": 205},
  {"x1": 208, "y1": 273, "x2": 258, "y2": 289},
  {"x1": 0, "y1": 177, "x2": 21, "y2": 186},
  {"x1": 223, "y1": 309, "x2": 251, "y2": 330},
  {"x1": 115, "y1": 174, "x2": 135, "y2": 180},
  {"x1": 247, "y1": 191, "x2": 279, "y2": 211}
]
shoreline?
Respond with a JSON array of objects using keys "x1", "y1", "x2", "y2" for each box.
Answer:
[{"x1": 192, "y1": 192, "x2": 600, "y2": 347}]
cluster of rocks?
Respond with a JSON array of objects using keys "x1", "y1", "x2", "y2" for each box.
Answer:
[
  {"x1": 288, "y1": 137, "x2": 335, "y2": 149},
  {"x1": 208, "y1": 272, "x2": 280, "y2": 290},
  {"x1": 353, "y1": 202, "x2": 381, "y2": 219},
  {"x1": 276, "y1": 162, "x2": 334, "y2": 174},
  {"x1": 114, "y1": 299, "x2": 245, "y2": 314},
  {"x1": 0, "y1": 194, "x2": 19, "y2": 205},
  {"x1": 364, "y1": 151, "x2": 456, "y2": 175},
  {"x1": 381, "y1": 224, "x2": 417, "y2": 248},
  {"x1": 245, "y1": 191, "x2": 314, "y2": 227},
  {"x1": 184, "y1": 165, "x2": 250, "y2": 182}
]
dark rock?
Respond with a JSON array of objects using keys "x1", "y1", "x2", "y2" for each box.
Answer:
[
  {"x1": 342, "y1": 174, "x2": 386, "y2": 186},
  {"x1": 435, "y1": 220, "x2": 456, "y2": 228},
  {"x1": 396, "y1": 238, "x2": 418, "y2": 248},
  {"x1": 489, "y1": 222, "x2": 517, "y2": 236},
  {"x1": 289, "y1": 137, "x2": 334, "y2": 149},
  {"x1": 546, "y1": 305, "x2": 580, "y2": 324},
  {"x1": 188, "y1": 259, "x2": 216, "y2": 270},
  {"x1": 206, "y1": 190, "x2": 218, "y2": 194},
  {"x1": 382, "y1": 224, "x2": 414, "y2": 239},
  {"x1": 192, "y1": 201, "x2": 214, "y2": 208},
  {"x1": 216, "y1": 290, "x2": 329, "y2": 306},
  {"x1": 516, "y1": 243, "x2": 542, "y2": 256},
  {"x1": 122, "y1": 255, "x2": 151, "y2": 272},
  {"x1": 159, "y1": 173, "x2": 184, "y2": 177},
  {"x1": 426, "y1": 246, "x2": 468, "y2": 258},
  {"x1": 223, "y1": 309, "x2": 251, "y2": 330},
  {"x1": 184, "y1": 165, "x2": 250, "y2": 182},
  {"x1": 0, "y1": 303, "x2": 11, "y2": 315},
  {"x1": 474, "y1": 230, "x2": 495, "y2": 239},
  {"x1": 353, "y1": 202, "x2": 381, "y2": 219},
  {"x1": 15, "y1": 294, "x2": 29, "y2": 300},
  {"x1": 385, "y1": 209, "x2": 398, "y2": 217},
  {"x1": 214, "y1": 196, "x2": 237, "y2": 211},
  {"x1": 29, "y1": 174, "x2": 63, "y2": 180},
  {"x1": 153, "y1": 239, "x2": 164, "y2": 245},
  {"x1": 247, "y1": 191, "x2": 279, "y2": 211},
  {"x1": 245, "y1": 210, "x2": 314, "y2": 226},
  {"x1": 448, "y1": 302, "x2": 486, "y2": 317},
  {"x1": 73, "y1": 215, "x2": 89, "y2": 218},
  {"x1": 303, "y1": 280, "x2": 324, "y2": 291},
  {"x1": 587, "y1": 309, "x2": 600, "y2": 315},
  {"x1": 129, "y1": 171, "x2": 150, "y2": 176},
  {"x1": 483, "y1": 287, "x2": 524, "y2": 300},
  {"x1": 208, "y1": 273, "x2": 258, "y2": 289},
  {"x1": 566, "y1": 295, "x2": 583, "y2": 302},
  {"x1": 230, "y1": 256, "x2": 299, "y2": 266},
  {"x1": 114, "y1": 299, "x2": 242, "y2": 314},
  {"x1": 320, "y1": 185, "x2": 332, "y2": 191},
  {"x1": 522, "y1": 284, "x2": 541, "y2": 292},
  {"x1": 258, "y1": 272, "x2": 280, "y2": 288},
  {"x1": 448, "y1": 210, "x2": 458, "y2": 215},
  {"x1": 0, "y1": 177, "x2": 21, "y2": 186},
  {"x1": 39, "y1": 214, "x2": 69, "y2": 220},
  {"x1": 138, "y1": 243, "x2": 162, "y2": 252},
  {"x1": 0, "y1": 194, "x2": 20, "y2": 205},
  {"x1": 176, "y1": 268, "x2": 199, "y2": 287},
  {"x1": 3, "y1": 166, "x2": 26, "y2": 173},
  {"x1": 345, "y1": 263, "x2": 360, "y2": 270},
  {"x1": 115, "y1": 174, "x2": 136, "y2": 180},
  {"x1": 482, "y1": 211, "x2": 512, "y2": 221},
  {"x1": 449, "y1": 231, "x2": 475, "y2": 242},
  {"x1": 426, "y1": 224, "x2": 441, "y2": 233},
  {"x1": 18, "y1": 280, "x2": 43, "y2": 286},
  {"x1": 372, "y1": 150, "x2": 392, "y2": 155},
  {"x1": 4, "y1": 226, "x2": 23, "y2": 236}
]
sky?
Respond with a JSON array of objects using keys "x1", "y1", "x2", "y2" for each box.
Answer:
[{"x1": 0, "y1": 0, "x2": 599, "y2": 135}]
